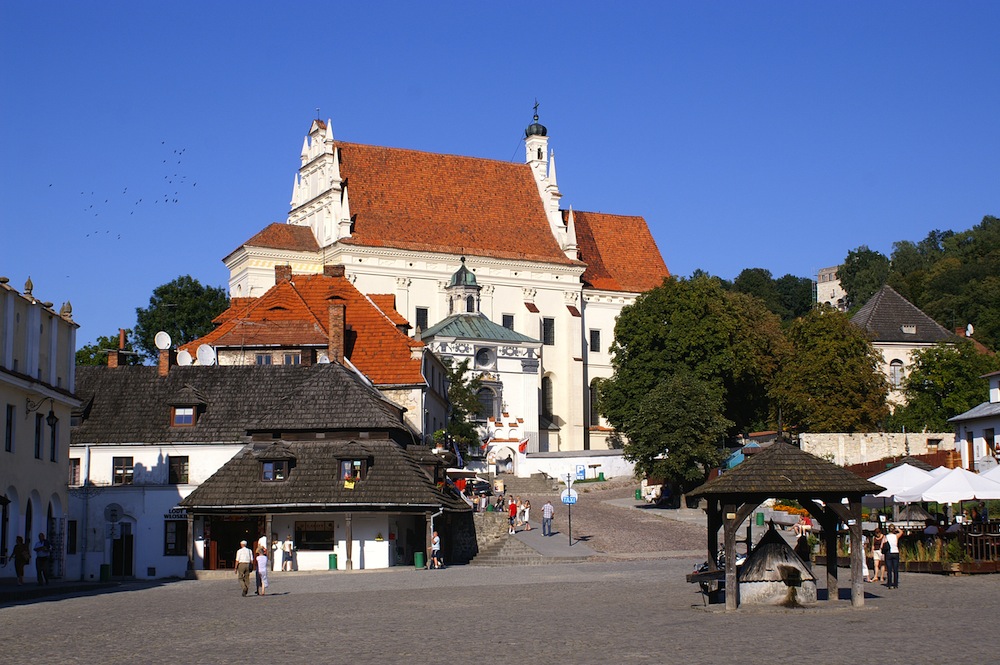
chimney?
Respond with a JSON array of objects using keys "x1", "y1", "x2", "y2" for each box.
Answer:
[
  {"x1": 323, "y1": 264, "x2": 346, "y2": 278},
  {"x1": 107, "y1": 328, "x2": 127, "y2": 368},
  {"x1": 158, "y1": 348, "x2": 176, "y2": 377},
  {"x1": 328, "y1": 301, "x2": 346, "y2": 364},
  {"x1": 275, "y1": 264, "x2": 293, "y2": 283}
]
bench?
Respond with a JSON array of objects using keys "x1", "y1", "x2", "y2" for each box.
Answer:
[{"x1": 686, "y1": 569, "x2": 726, "y2": 605}]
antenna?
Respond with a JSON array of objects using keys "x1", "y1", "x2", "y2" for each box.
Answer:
[
  {"x1": 154, "y1": 331, "x2": 171, "y2": 350},
  {"x1": 967, "y1": 323, "x2": 975, "y2": 337},
  {"x1": 177, "y1": 350, "x2": 193, "y2": 366},
  {"x1": 317, "y1": 353, "x2": 331, "y2": 364},
  {"x1": 196, "y1": 344, "x2": 217, "y2": 366}
]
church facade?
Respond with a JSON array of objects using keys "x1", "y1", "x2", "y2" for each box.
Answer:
[{"x1": 223, "y1": 114, "x2": 669, "y2": 451}]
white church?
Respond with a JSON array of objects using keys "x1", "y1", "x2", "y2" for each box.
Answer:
[{"x1": 223, "y1": 112, "x2": 670, "y2": 451}]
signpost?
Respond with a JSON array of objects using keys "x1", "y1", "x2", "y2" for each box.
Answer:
[{"x1": 562, "y1": 474, "x2": 579, "y2": 546}]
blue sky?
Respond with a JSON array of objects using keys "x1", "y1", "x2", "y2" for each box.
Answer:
[{"x1": 2, "y1": 2, "x2": 997, "y2": 347}]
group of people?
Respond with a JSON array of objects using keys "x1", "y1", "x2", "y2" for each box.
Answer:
[
  {"x1": 11, "y1": 532, "x2": 51, "y2": 586},
  {"x1": 507, "y1": 496, "x2": 532, "y2": 534},
  {"x1": 868, "y1": 525, "x2": 902, "y2": 588},
  {"x1": 235, "y1": 534, "x2": 295, "y2": 597}
]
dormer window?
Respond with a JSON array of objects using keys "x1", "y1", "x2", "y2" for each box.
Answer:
[
  {"x1": 172, "y1": 406, "x2": 195, "y2": 427},
  {"x1": 341, "y1": 459, "x2": 368, "y2": 482},
  {"x1": 262, "y1": 460, "x2": 289, "y2": 482}
]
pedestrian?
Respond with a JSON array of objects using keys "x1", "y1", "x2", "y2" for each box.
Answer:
[
  {"x1": 523, "y1": 500, "x2": 532, "y2": 531},
  {"x1": 542, "y1": 500, "x2": 555, "y2": 537},
  {"x1": 33, "y1": 532, "x2": 51, "y2": 585},
  {"x1": 235, "y1": 540, "x2": 253, "y2": 596},
  {"x1": 508, "y1": 496, "x2": 517, "y2": 534},
  {"x1": 12, "y1": 536, "x2": 30, "y2": 585},
  {"x1": 430, "y1": 530, "x2": 442, "y2": 569},
  {"x1": 257, "y1": 533, "x2": 268, "y2": 555},
  {"x1": 282, "y1": 534, "x2": 294, "y2": 571},
  {"x1": 869, "y1": 527, "x2": 886, "y2": 583},
  {"x1": 516, "y1": 496, "x2": 524, "y2": 527},
  {"x1": 884, "y1": 524, "x2": 901, "y2": 589},
  {"x1": 255, "y1": 545, "x2": 269, "y2": 595}
]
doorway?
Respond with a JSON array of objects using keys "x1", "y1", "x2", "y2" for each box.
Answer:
[
  {"x1": 112, "y1": 522, "x2": 134, "y2": 577},
  {"x1": 207, "y1": 517, "x2": 261, "y2": 570}
]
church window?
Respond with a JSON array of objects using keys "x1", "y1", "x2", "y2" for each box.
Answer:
[
  {"x1": 476, "y1": 387, "x2": 499, "y2": 422},
  {"x1": 502, "y1": 314, "x2": 514, "y2": 331},
  {"x1": 889, "y1": 360, "x2": 905, "y2": 389},
  {"x1": 542, "y1": 376, "x2": 553, "y2": 417},
  {"x1": 541, "y1": 318, "x2": 555, "y2": 346},
  {"x1": 589, "y1": 378, "x2": 604, "y2": 427},
  {"x1": 466, "y1": 296, "x2": 476, "y2": 313},
  {"x1": 415, "y1": 307, "x2": 429, "y2": 331},
  {"x1": 589, "y1": 330, "x2": 601, "y2": 353}
]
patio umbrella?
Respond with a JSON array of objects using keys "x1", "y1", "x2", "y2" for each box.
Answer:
[
  {"x1": 894, "y1": 467, "x2": 1000, "y2": 504},
  {"x1": 980, "y1": 464, "x2": 1000, "y2": 483},
  {"x1": 867, "y1": 463, "x2": 934, "y2": 500}
]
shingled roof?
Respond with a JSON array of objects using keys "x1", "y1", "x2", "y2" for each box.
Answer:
[
  {"x1": 690, "y1": 442, "x2": 884, "y2": 498},
  {"x1": 179, "y1": 437, "x2": 466, "y2": 512},
  {"x1": 851, "y1": 285, "x2": 954, "y2": 344},
  {"x1": 72, "y1": 364, "x2": 409, "y2": 445},
  {"x1": 181, "y1": 273, "x2": 426, "y2": 386}
]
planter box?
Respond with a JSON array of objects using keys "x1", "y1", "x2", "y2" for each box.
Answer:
[
  {"x1": 812, "y1": 555, "x2": 852, "y2": 568},
  {"x1": 958, "y1": 561, "x2": 999, "y2": 574}
]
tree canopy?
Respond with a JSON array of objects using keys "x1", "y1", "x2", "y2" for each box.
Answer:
[
  {"x1": 439, "y1": 357, "x2": 483, "y2": 459},
  {"x1": 770, "y1": 306, "x2": 889, "y2": 432},
  {"x1": 730, "y1": 268, "x2": 814, "y2": 322},
  {"x1": 889, "y1": 341, "x2": 1000, "y2": 432},
  {"x1": 838, "y1": 245, "x2": 890, "y2": 310},
  {"x1": 133, "y1": 276, "x2": 229, "y2": 361},
  {"x1": 602, "y1": 275, "x2": 785, "y2": 446},
  {"x1": 76, "y1": 331, "x2": 142, "y2": 366}
]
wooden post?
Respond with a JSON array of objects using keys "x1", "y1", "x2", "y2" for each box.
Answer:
[
  {"x1": 345, "y1": 513, "x2": 353, "y2": 571},
  {"x1": 823, "y1": 507, "x2": 839, "y2": 601},
  {"x1": 706, "y1": 498, "x2": 721, "y2": 570},
  {"x1": 849, "y1": 499, "x2": 864, "y2": 607},
  {"x1": 723, "y1": 504, "x2": 738, "y2": 611}
]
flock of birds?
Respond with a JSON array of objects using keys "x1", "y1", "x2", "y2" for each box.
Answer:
[{"x1": 53, "y1": 140, "x2": 199, "y2": 242}]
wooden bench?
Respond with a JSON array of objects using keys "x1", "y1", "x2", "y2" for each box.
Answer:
[{"x1": 686, "y1": 569, "x2": 726, "y2": 605}]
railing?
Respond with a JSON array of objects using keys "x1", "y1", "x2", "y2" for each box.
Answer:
[{"x1": 960, "y1": 522, "x2": 1000, "y2": 562}]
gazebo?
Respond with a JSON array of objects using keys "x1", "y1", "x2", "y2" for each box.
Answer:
[{"x1": 689, "y1": 442, "x2": 884, "y2": 610}]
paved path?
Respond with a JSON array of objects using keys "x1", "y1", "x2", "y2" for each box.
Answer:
[{"x1": 1, "y1": 559, "x2": 996, "y2": 664}]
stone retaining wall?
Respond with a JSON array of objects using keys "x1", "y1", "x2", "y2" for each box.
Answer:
[{"x1": 799, "y1": 432, "x2": 954, "y2": 467}]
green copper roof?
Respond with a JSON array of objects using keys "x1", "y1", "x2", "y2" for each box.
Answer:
[
  {"x1": 448, "y1": 257, "x2": 478, "y2": 288},
  {"x1": 420, "y1": 313, "x2": 539, "y2": 344}
]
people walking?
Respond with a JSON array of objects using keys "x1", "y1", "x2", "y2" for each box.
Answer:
[
  {"x1": 12, "y1": 536, "x2": 30, "y2": 585},
  {"x1": 33, "y1": 532, "x2": 51, "y2": 585},
  {"x1": 235, "y1": 540, "x2": 253, "y2": 596},
  {"x1": 430, "y1": 530, "x2": 443, "y2": 569},
  {"x1": 869, "y1": 527, "x2": 886, "y2": 583},
  {"x1": 523, "y1": 500, "x2": 532, "y2": 531},
  {"x1": 542, "y1": 500, "x2": 554, "y2": 537},
  {"x1": 884, "y1": 524, "x2": 901, "y2": 589},
  {"x1": 508, "y1": 497, "x2": 517, "y2": 534},
  {"x1": 255, "y1": 545, "x2": 269, "y2": 595},
  {"x1": 282, "y1": 534, "x2": 294, "y2": 572}
]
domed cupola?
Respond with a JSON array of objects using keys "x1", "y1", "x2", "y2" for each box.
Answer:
[
  {"x1": 525, "y1": 112, "x2": 547, "y2": 138},
  {"x1": 446, "y1": 257, "x2": 482, "y2": 315}
]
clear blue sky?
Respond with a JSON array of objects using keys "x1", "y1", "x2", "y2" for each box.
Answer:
[{"x1": 2, "y1": 2, "x2": 997, "y2": 347}]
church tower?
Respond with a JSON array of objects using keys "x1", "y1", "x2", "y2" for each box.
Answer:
[
  {"x1": 524, "y1": 107, "x2": 577, "y2": 260},
  {"x1": 288, "y1": 119, "x2": 352, "y2": 247},
  {"x1": 446, "y1": 257, "x2": 481, "y2": 315}
]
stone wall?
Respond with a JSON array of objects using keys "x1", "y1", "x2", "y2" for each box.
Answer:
[{"x1": 799, "y1": 432, "x2": 955, "y2": 467}]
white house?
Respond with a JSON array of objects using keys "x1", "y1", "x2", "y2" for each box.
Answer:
[{"x1": 950, "y1": 370, "x2": 1000, "y2": 471}]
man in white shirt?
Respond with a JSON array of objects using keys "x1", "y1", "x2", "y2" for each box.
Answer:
[{"x1": 235, "y1": 540, "x2": 253, "y2": 596}]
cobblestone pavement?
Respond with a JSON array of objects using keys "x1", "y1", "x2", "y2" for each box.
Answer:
[{"x1": 2, "y1": 559, "x2": 997, "y2": 665}]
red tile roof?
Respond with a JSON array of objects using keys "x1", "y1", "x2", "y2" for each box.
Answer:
[
  {"x1": 227, "y1": 223, "x2": 320, "y2": 259},
  {"x1": 368, "y1": 294, "x2": 409, "y2": 328},
  {"x1": 182, "y1": 274, "x2": 425, "y2": 386},
  {"x1": 571, "y1": 210, "x2": 670, "y2": 293}
]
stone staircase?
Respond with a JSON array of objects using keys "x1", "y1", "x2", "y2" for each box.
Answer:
[{"x1": 500, "y1": 473, "x2": 560, "y2": 495}]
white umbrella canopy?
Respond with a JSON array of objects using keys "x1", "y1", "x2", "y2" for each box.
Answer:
[
  {"x1": 868, "y1": 463, "x2": 934, "y2": 499},
  {"x1": 929, "y1": 466, "x2": 951, "y2": 478},
  {"x1": 894, "y1": 467, "x2": 1000, "y2": 504},
  {"x1": 980, "y1": 464, "x2": 1000, "y2": 483}
]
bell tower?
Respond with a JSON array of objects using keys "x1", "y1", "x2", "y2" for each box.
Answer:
[{"x1": 288, "y1": 118, "x2": 352, "y2": 247}]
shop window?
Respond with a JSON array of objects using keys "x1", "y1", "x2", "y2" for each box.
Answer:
[
  {"x1": 294, "y1": 521, "x2": 336, "y2": 551},
  {"x1": 164, "y1": 520, "x2": 188, "y2": 556},
  {"x1": 113, "y1": 457, "x2": 134, "y2": 485}
]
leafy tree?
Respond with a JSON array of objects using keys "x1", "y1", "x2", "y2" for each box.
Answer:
[
  {"x1": 618, "y1": 371, "x2": 732, "y2": 494},
  {"x1": 838, "y1": 246, "x2": 890, "y2": 309},
  {"x1": 76, "y1": 331, "x2": 142, "y2": 366},
  {"x1": 732, "y1": 268, "x2": 783, "y2": 316},
  {"x1": 602, "y1": 275, "x2": 785, "y2": 443},
  {"x1": 773, "y1": 274, "x2": 815, "y2": 321},
  {"x1": 889, "y1": 341, "x2": 1000, "y2": 431},
  {"x1": 440, "y1": 358, "x2": 483, "y2": 459},
  {"x1": 133, "y1": 276, "x2": 229, "y2": 360},
  {"x1": 771, "y1": 306, "x2": 890, "y2": 432}
]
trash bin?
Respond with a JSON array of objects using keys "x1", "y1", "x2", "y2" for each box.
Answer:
[
  {"x1": 329, "y1": 553, "x2": 338, "y2": 570},
  {"x1": 99, "y1": 564, "x2": 111, "y2": 582},
  {"x1": 598, "y1": 472, "x2": 605, "y2": 481},
  {"x1": 414, "y1": 552, "x2": 426, "y2": 569},
  {"x1": 635, "y1": 488, "x2": 642, "y2": 500},
  {"x1": 756, "y1": 512, "x2": 765, "y2": 526}
]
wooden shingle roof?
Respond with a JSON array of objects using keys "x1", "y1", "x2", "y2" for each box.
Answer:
[
  {"x1": 179, "y1": 437, "x2": 466, "y2": 512},
  {"x1": 851, "y1": 285, "x2": 953, "y2": 344},
  {"x1": 690, "y1": 443, "x2": 884, "y2": 498},
  {"x1": 72, "y1": 364, "x2": 408, "y2": 445}
]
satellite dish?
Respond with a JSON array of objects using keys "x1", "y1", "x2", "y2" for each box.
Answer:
[
  {"x1": 967, "y1": 323, "x2": 975, "y2": 337},
  {"x1": 196, "y1": 344, "x2": 217, "y2": 366},
  {"x1": 177, "y1": 350, "x2": 193, "y2": 366},
  {"x1": 154, "y1": 331, "x2": 171, "y2": 350},
  {"x1": 317, "y1": 353, "x2": 331, "y2": 364}
]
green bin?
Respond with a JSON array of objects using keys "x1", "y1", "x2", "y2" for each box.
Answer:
[
  {"x1": 755, "y1": 512, "x2": 765, "y2": 526},
  {"x1": 635, "y1": 488, "x2": 642, "y2": 500},
  {"x1": 329, "y1": 553, "x2": 338, "y2": 570},
  {"x1": 414, "y1": 551, "x2": 426, "y2": 569},
  {"x1": 99, "y1": 564, "x2": 111, "y2": 582},
  {"x1": 598, "y1": 472, "x2": 605, "y2": 481}
]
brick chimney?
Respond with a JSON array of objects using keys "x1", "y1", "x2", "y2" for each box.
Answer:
[
  {"x1": 323, "y1": 264, "x2": 346, "y2": 278},
  {"x1": 107, "y1": 328, "x2": 127, "y2": 368},
  {"x1": 158, "y1": 349, "x2": 176, "y2": 377},
  {"x1": 328, "y1": 301, "x2": 346, "y2": 364},
  {"x1": 275, "y1": 264, "x2": 293, "y2": 283}
]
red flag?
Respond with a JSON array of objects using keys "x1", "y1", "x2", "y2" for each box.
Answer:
[{"x1": 518, "y1": 439, "x2": 528, "y2": 453}]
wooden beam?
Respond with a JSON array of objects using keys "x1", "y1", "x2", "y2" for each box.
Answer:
[
  {"x1": 723, "y1": 502, "x2": 739, "y2": 611},
  {"x1": 849, "y1": 499, "x2": 864, "y2": 608},
  {"x1": 706, "y1": 498, "x2": 721, "y2": 571}
]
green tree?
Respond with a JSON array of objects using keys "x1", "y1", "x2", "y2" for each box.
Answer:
[
  {"x1": 619, "y1": 371, "x2": 732, "y2": 493},
  {"x1": 76, "y1": 331, "x2": 142, "y2": 366},
  {"x1": 838, "y1": 246, "x2": 890, "y2": 309},
  {"x1": 602, "y1": 275, "x2": 785, "y2": 442},
  {"x1": 771, "y1": 306, "x2": 890, "y2": 432},
  {"x1": 441, "y1": 358, "x2": 483, "y2": 459},
  {"x1": 890, "y1": 341, "x2": 1000, "y2": 431},
  {"x1": 773, "y1": 274, "x2": 815, "y2": 321},
  {"x1": 133, "y1": 276, "x2": 230, "y2": 360},
  {"x1": 732, "y1": 268, "x2": 783, "y2": 317}
]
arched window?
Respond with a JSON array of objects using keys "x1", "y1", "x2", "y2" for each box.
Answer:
[
  {"x1": 889, "y1": 359, "x2": 905, "y2": 389},
  {"x1": 589, "y1": 378, "x2": 603, "y2": 427},
  {"x1": 466, "y1": 295, "x2": 476, "y2": 313},
  {"x1": 476, "y1": 387, "x2": 498, "y2": 422},
  {"x1": 541, "y1": 376, "x2": 553, "y2": 418}
]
